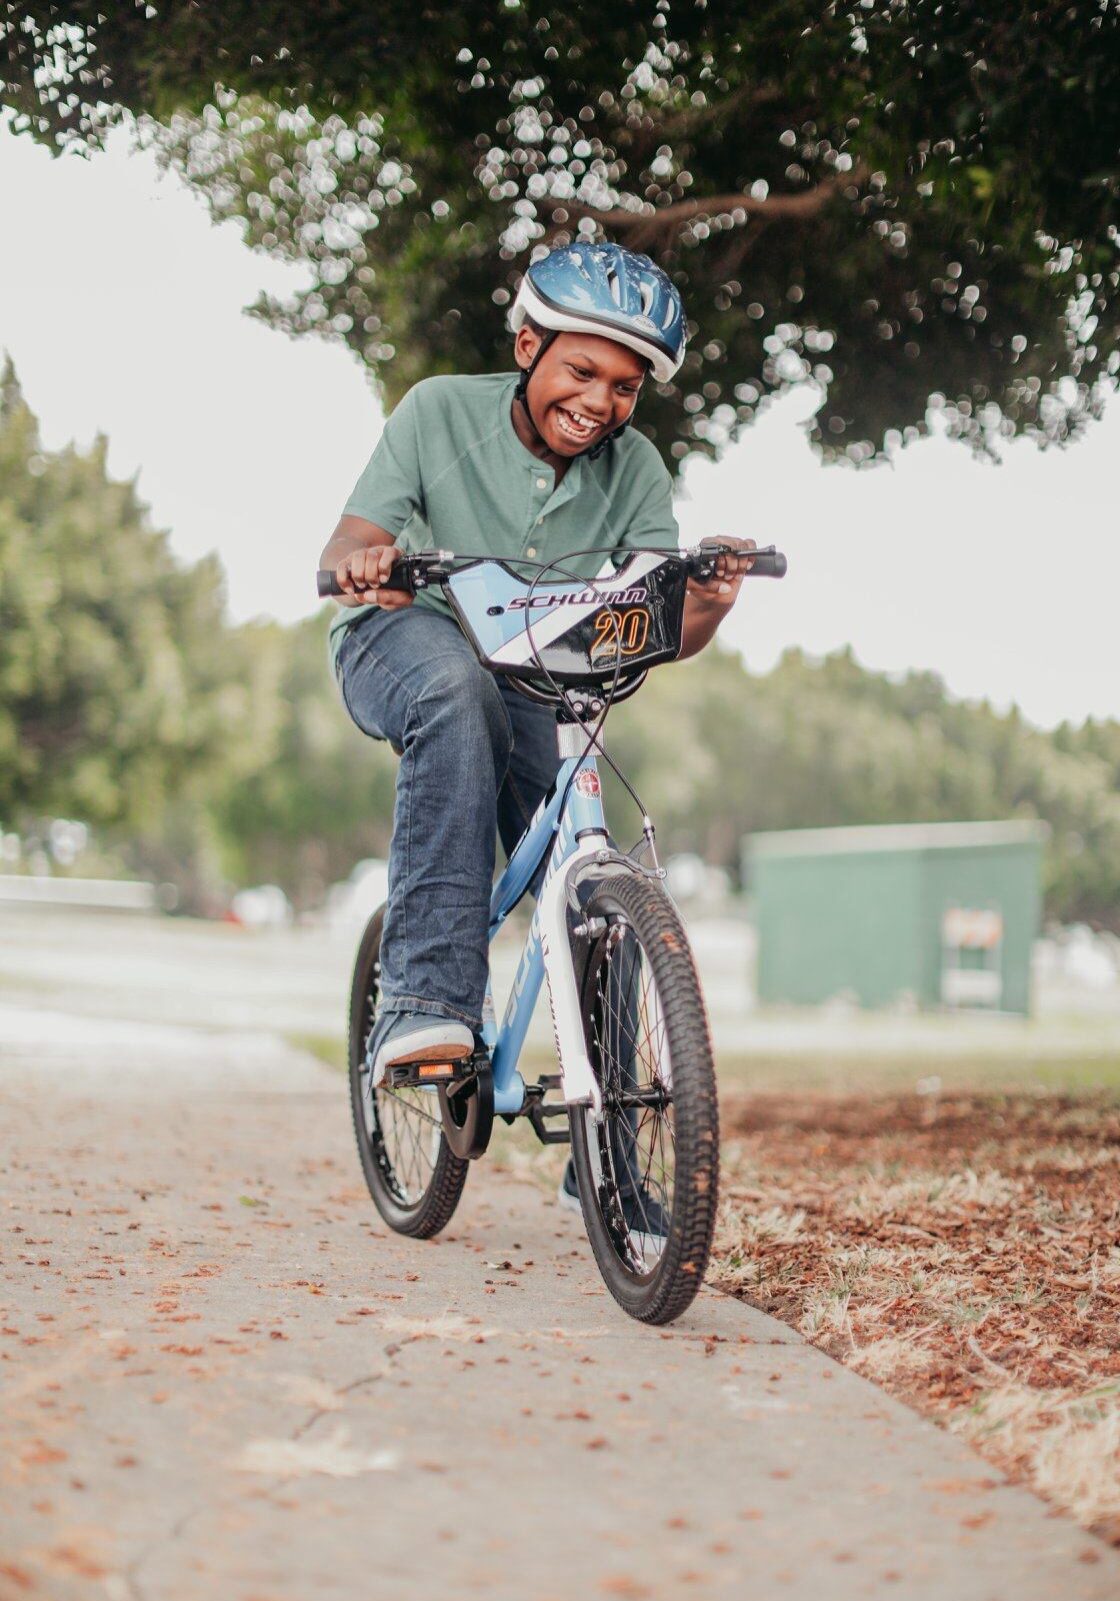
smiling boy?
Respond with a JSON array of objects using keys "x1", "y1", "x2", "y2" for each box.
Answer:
[{"x1": 321, "y1": 242, "x2": 753, "y2": 1092}]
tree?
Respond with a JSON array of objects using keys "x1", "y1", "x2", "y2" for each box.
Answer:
[
  {"x1": 605, "y1": 641, "x2": 1120, "y2": 930},
  {"x1": 0, "y1": 359, "x2": 273, "y2": 847},
  {"x1": 212, "y1": 610, "x2": 399, "y2": 908},
  {"x1": 4, "y1": 3, "x2": 1117, "y2": 464},
  {"x1": 3, "y1": 354, "x2": 1117, "y2": 922}
]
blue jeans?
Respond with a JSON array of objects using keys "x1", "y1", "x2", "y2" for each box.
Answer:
[{"x1": 335, "y1": 605, "x2": 561, "y2": 1033}]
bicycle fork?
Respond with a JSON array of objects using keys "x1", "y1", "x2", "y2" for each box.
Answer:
[{"x1": 538, "y1": 833, "x2": 608, "y2": 1116}]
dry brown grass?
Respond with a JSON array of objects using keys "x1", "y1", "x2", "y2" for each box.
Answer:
[{"x1": 711, "y1": 1089, "x2": 1120, "y2": 1543}]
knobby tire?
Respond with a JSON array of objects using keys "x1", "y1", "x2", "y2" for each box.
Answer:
[
  {"x1": 569, "y1": 871, "x2": 719, "y2": 1324},
  {"x1": 348, "y1": 905, "x2": 469, "y2": 1238}
]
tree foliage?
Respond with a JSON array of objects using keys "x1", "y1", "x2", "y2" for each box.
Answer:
[
  {"x1": 0, "y1": 362, "x2": 399, "y2": 906},
  {"x1": 4, "y1": 3, "x2": 1118, "y2": 465},
  {"x1": 212, "y1": 610, "x2": 398, "y2": 908},
  {"x1": 2, "y1": 356, "x2": 1118, "y2": 926},
  {"x1": 607, "y1": 643, "x2": 1120, "y2": 931},
  {"x1": 0, "y1": 360, "x2": 270, "y2": 834}
]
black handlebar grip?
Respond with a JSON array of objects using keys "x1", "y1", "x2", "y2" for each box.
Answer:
[
  {"x1": 747, "y1": 549, "x2": 787, "y2": 579},
  {"x1": 316, "y1": 561, "x2": 414, "y2": 598}
]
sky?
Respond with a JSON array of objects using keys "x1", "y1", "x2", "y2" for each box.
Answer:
[{"x1": 2, "y1": 118, "x2": 1117, "y2": 731}]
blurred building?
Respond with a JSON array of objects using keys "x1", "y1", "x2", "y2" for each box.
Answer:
[{"x1": 744, "y1": 820, "x2": 1048, "y2": 1016}]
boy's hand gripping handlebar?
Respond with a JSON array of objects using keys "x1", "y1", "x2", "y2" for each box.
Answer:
[
  {"x1": 685, "y1": 543, "x2": 787, "y2": 581},
  {"x1": 316, "y1": 543, "x2": 786, "y2": 598},
  {"x1": 316, "y1": 549, "x2": 455, "y2": 599}
]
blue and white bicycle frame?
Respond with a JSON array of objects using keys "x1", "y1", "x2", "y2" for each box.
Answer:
[
  {"x1": 328, "y1": 542, "x2": 780, "y2": 1129},
  {"x1": 483, "y1": 721, "x2": 615, "y2": 1119},
  {"x1": 327, "y1": 538, "x2": 785, "y2": 1317},
  {"x1": 431, "y1": 547, "x2": 691, "y2": 1124}
]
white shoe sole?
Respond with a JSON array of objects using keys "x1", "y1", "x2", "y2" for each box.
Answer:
[{"x1": 372, "y1": 1020, "x2": 473, "y2": 1088}]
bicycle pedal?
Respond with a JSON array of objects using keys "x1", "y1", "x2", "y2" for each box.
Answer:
[
  {"x1": 386, "y1": 1047, "x2": 487, "y2": 1091},
  {"x1": 386, "y1": 1059, "x2": 467, "y2": 1088}
]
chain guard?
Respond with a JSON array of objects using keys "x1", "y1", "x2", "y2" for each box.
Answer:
[{"x1": 437, "y1": 1059, "x2": 494, "y2": 1160}]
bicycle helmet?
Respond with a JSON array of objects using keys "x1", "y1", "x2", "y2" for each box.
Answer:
[
  {"x1": 509, "y1": 242, "x2": 687, "y2": 457},
  {"x1": 510, "y1": 241, "x2": 687, "y2": 383}
]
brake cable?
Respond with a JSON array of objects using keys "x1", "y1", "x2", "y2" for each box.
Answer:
[{"x1": 426, "y1": 545, "x2": 665, "y2": 860}]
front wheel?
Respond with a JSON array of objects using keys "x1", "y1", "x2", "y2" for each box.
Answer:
[
  {"x1": 348, "y1": 905, "x2": 469, "y2": 1238},
  {"x1": 569, "y1": 871, "x2": 719, "y2": 1325}
]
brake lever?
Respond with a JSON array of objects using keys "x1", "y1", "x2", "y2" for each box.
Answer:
[
  {"x1": 688, "y1": 543, "x2": 786, "y2": 581},
  {"x1": 315, "y1": 549, "x2": 456, "y2": 599}
]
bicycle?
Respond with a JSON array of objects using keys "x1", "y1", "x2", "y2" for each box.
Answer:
[{"x1": 317, "y1": 540, "x2": 787, "y2": 1324}]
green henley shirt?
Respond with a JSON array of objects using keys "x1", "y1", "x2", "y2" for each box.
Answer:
[{"x1": 327, "y1": 372, "x2": 679, "y2": 669}]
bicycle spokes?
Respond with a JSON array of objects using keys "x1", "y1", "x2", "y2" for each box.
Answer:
[
  {"x1": 372, "y1": 1083, "x2": 444, "y2": 1206},
  {"x1": 590, "y1": 925, "x2": 676, "y2": 1268}
]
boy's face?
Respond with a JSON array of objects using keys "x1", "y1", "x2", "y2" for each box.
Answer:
[{"x1": 514, "y1": 327, "x2": 648, "y2": 456}]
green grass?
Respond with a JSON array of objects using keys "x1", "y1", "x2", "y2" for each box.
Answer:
[
  {"x1": 287, "y1": 1031, "x2": 346, "y2": 1071},
  {"x1": 712, "y1": 1050, "x2": 1120, "y2": 1097},
  {"x1": 288, "y1": 1028, "x2": 1120, "y2": 1099}
]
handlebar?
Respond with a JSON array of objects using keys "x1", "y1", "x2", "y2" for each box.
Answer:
[
  {"x1": 316, "y1": 543, "x2": 787, "y2": 598},
  {"x1": 690, "y1": 544, "x2": 787, "y2": 581}
]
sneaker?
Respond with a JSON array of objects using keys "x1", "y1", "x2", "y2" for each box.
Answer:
[
  {"x1": 558, "y1": 1157, "x2": 669, "y2": 1258},
  {"x1": 621, "y1": 1186, "x2": 670, "y2": 1259},
  {"x1": 371, "y1": 1011, "x2": 474, "y2": 1089},
  {"x1": 557, "y1": 1158, "x2": 582, "y2": 1216}
]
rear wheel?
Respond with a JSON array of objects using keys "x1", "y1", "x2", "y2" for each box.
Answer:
[
  {"x1": 348, "y1": 906, "x2": 469, "y2": 1237},
  {"x1": 569, "y1": 871, "x2": 719, "y2": 1324}
]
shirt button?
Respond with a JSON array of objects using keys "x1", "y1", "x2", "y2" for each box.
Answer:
[
  {"x1": 536, "y1": 476, "x2": 548, "y2": 489},
  {"x1": 527, "y1": 546, "x2": 537, "y2": 557},
  {"x1": 536, "y1": 516, "x2": 543, "y2": 525}
]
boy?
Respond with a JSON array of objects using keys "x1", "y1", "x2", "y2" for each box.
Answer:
[{"x1": 322, "y1": 241, "x2": 754, "y2": 1099}]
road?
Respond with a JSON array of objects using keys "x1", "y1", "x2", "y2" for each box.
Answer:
[{"x1": 2, "y1": 908, "x2": 1119, "y2": 1599}]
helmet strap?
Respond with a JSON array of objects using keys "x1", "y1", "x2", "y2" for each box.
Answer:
[
  {"x1": 586, "y1": 420, "x2": 629, "y2": 460},
  {"x1": 514, "y1": 329, "x2": 558, "y2": 448}
]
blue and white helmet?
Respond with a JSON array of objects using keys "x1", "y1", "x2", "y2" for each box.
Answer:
[{"x1": 510, "y1": 242, "x2": 687, "y2": 383}]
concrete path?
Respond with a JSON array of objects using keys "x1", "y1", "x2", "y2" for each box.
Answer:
[{"x1": 3, "y1": 1040, "x2": 1118, "y2": 1601}]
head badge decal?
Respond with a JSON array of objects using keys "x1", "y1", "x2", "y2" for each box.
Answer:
[{"x1": 574, "y1": 769, "x2": 602, "y2": 798}]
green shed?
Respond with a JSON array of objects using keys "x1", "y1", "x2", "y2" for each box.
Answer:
[{"x1": 745, "y1": 820, "x2": 1048, "y2": 1016}]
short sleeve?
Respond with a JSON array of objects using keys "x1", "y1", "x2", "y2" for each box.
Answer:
[
  {"x1": 342, "y1": 386, "x2": 425, "y2": 532},
  {"x1": 615, "y1": 449, "x2": 679, "y2": 558}
]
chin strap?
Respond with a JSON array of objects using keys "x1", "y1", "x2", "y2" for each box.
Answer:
[
  {"x1": 585, "y1": 420, "x2": 629, "y2": 460},
  {"x1": 516, "y1": 330, "x2": 629, "y2": 461}
]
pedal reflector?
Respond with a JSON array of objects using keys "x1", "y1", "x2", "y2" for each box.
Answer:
[{"x1": 417, "y1": 1062, "x2": 455, "y2": 1079}]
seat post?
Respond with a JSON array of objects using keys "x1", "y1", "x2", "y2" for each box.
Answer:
[{"x1": 556, "y1": 719, "x2": 594, "y2": 759}]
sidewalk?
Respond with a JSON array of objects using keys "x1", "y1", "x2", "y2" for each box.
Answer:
[{"x1": 3, "y1": 1047, "x2": 1118, "y2": 1601}]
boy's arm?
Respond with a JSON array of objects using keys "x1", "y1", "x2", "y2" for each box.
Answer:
[
  {"x1": 614, "y1": 450, "x2": 754, "y2": 660},
  {"x1": 319, "y1": 515, "x2": 413, "y2": 610},
  {"x1": 678, "y1": 537, "x2": 757, "y2": 660},
  {"x1": 323, "y1": 384, "x2": 426, "y2": 608}
]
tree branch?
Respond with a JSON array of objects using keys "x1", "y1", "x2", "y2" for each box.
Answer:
[
  {"x1": 555, "y1": 166, "x2": 865, "y2": 245},
  {"x1": 612, "y1": 81, "x2": 786, "y2": 161}
]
